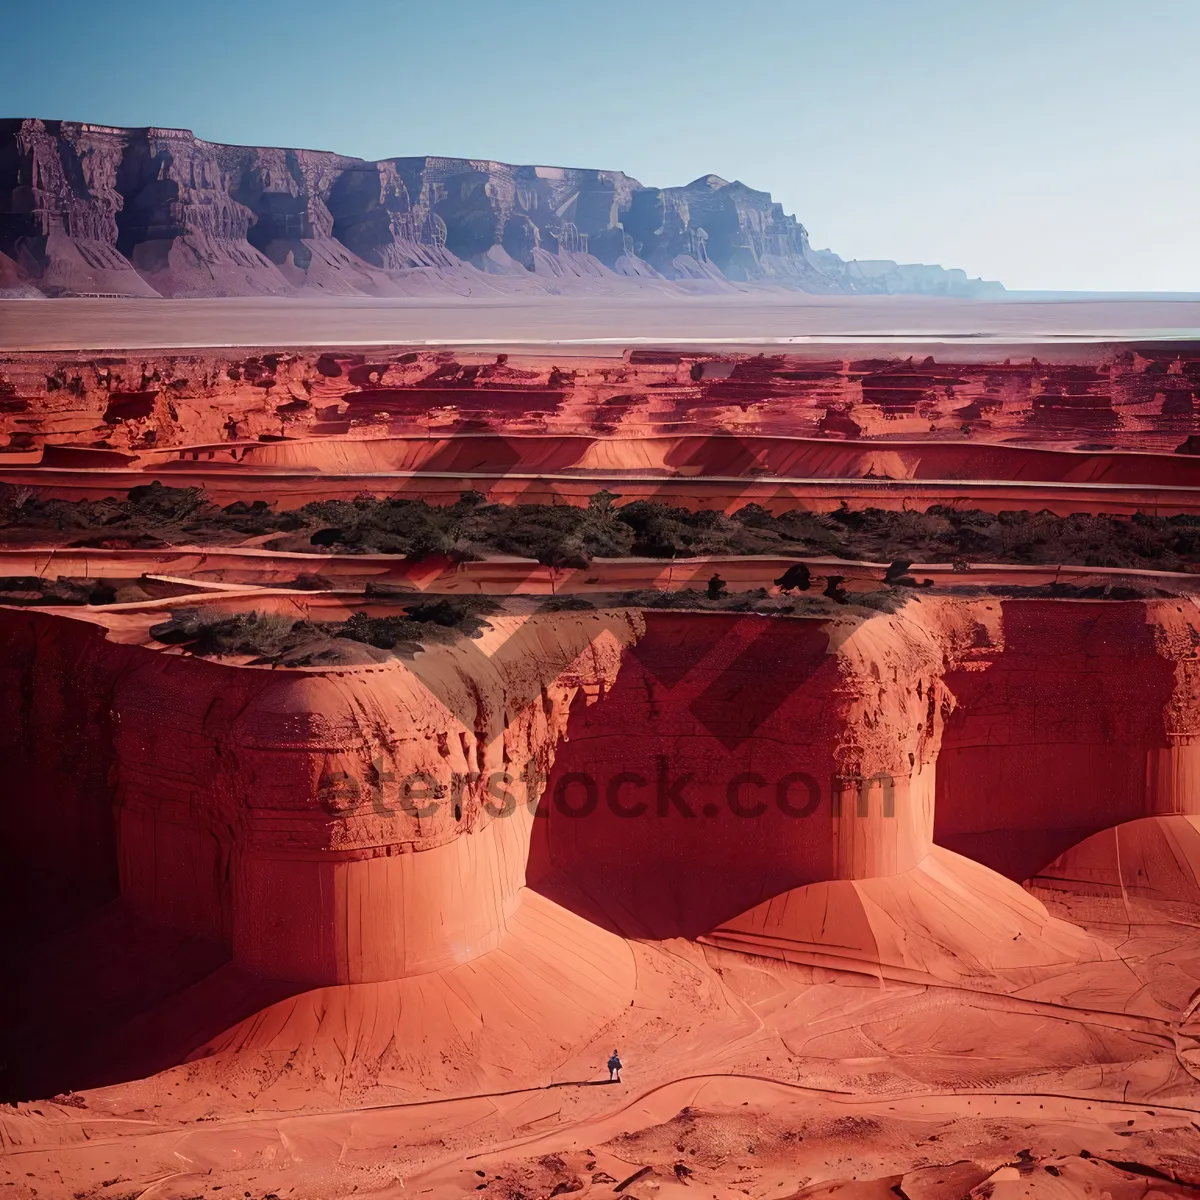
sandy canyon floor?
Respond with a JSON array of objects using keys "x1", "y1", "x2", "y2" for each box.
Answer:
[{"x1": 4, "y1": 304, "x2": 1200, "y2": 1200}]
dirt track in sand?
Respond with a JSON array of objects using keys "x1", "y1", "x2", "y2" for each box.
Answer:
[{"x1": 2, "y1": 546, "x2": 1196, "y2": 594}]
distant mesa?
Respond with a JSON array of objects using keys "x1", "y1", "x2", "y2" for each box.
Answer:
[{"x1": 0, "y1": 119, "x2": 1005, "y2": 299}]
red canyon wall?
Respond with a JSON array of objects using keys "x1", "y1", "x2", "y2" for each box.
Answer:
[
  {"x1": 4, "y1": 596, "x2": 1198, "y2": 985},
  {"x1": 528, "y1": 607, "x2": 966, "y2": 937},
  {"x1": 0, "y1": 613, "x2": 121, "y2": 935},
  {"x1": 935, "y1": 599, "x2": 1200, "y2": 881},
  {"x1": 5, "y1": 346, "x2": 1200, "y2": 465},
  {"x1": 0, "y1": 605, "x2": 640, "y2": 982}
]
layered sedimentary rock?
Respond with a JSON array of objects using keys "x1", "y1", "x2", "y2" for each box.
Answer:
[
  {"x1": 935, "y1": 599, "x2": 1200, "y2": 882},
  {"x1": 0, "y1": 605, "x2": 641, "y2": 983},
  {"x1": 0, "y1": 121, "x2": 160, "y2": 297},
  {"x1": 5, "y1": 345, "x2": 1200, "y2": 469},
  {"x1": 0, "y1": 120, "x2": 1003, "y2": 298},
  {"x1": 528, "y1": 604, "x2": 976, "y2": 943},
  {"x1": 7, "y1": 594, "x2": 1196, "y2": 993}
]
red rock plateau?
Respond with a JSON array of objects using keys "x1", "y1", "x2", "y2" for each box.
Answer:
[
  {"x1": 0, "y1": 122, "x2": 1001, "y2": 300},
  {"x1": 4, "y1": 337, "x2": 1200, "y2": 1200}
]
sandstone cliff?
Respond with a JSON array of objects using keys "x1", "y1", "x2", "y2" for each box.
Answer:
[
  {"x1": 6, "y1": 594, "x2": 1196, "y2": 990},
  {"x1": 0, "y1": 120, "x2": 1004, "y2": 299}
]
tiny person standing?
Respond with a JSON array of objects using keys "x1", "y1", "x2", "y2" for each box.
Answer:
[{"x1": 607, "y1": 1049, "x2": 622, "y2": 1082}]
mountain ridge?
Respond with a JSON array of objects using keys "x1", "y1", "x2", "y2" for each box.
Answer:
[{"x1": 0, "y1": 118, "x2": 1004, "y2": 299}]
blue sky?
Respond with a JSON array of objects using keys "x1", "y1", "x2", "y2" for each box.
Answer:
[{"x1": 5, "y1": 0, "x2": 1198, "y2": 291}]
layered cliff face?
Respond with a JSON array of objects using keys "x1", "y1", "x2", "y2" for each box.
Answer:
[
  {"x1": 527, "y1": 604, "x2": 974, "y2": 937},
  {"x1": 935, "y1": 599, "x2": 1200, "y2": 882},
  {"x1": 0, "y1": 122, "x2": 159, "y2": 297},
  {"x1": 626, "y1": 174, "x2": 828, "y2": 287},
  {"x1": 9, "y1": 589, "x2": 1200, "y2": 1137},
  {"x1": 0, "y1": 604, "x2": 644, "y2": 983},
  {"x1": 0, "y1": 120, "x2": 1003, "y2": 298},
  {"x1": 8, "y1": 344, "x2": 1200, "y2": 464},
  {"x1": 8, "y1": 593, "x2": 1195, "y2": 991}
]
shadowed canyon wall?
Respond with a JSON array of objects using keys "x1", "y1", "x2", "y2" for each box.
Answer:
[
  {"x1": 527, "y1": 608, "x2": 966, "y2": 937},
  {"x1": 935, "y1": 599, "x2": 1200, "y2": 882},
  {"x1": 0, "y1": 121, "x2": 1003, "y2": 298},
  {"x1": 5, "y1": 597, "x2": 1198, "y2": 986}
]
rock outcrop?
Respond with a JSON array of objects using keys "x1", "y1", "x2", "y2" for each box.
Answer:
[
  {"x1": 8, "y1": 594, "x2": 1197, "y2": 989},
  {"x1": 0, "y1": 120, "x2": 1004, "y2": 298},
  {"x1": 10, "y1": 344, "x2": 1200, "y2": 463},
  {"x1": 935, "y1": 599, "x2": 1200, "y2": 882},
  {"x1": 0, "y1": 604, "x2": 642, "y2": 984}
]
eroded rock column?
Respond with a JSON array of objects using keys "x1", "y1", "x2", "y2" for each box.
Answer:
[
  {"x1": 827, "y1": 599, "x2": 994, "y2": 879},
  {"x1": 1147, "y1": 599, "x2": 1200, "y2": 816}
]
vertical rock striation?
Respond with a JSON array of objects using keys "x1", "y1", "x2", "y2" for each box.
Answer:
[
  {"x1": 10, "y1": 596, "x2": 1183, "y2": 990},
  {"x1": 0, "y1": 120, "x2": 1004, "y2": 298}
]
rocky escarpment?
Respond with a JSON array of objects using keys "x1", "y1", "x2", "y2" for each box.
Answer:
[
  {"x1": 9, "y1": 593, "x2": 1198, "y2": 988},
  {"x1": 0, "y1": 120, "x2": 1004, "y2": 299},
  {"x1": 8, "y1": 344, "x2": 1200, "y2": 462},
  {"x1": 0, "y1": 603, "x2": 644, "y2": 983},
  {"x1": 937, "y1": 598, "x2": 1200, "y2": 881}
]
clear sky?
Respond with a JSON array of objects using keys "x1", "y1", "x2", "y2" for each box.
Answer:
[{"x1": 4, "y1": 0, "x2": 1197, "y2": 292}]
